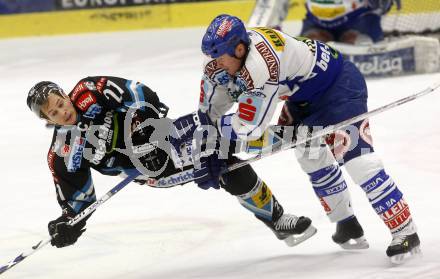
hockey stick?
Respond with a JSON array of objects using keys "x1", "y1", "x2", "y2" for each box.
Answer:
[
  {"x1": 228, "y1": 81, "x2": 440, "y2": 171},
  {"x1": 0, "y1": 169, "x2": 141, "y2": 275}
]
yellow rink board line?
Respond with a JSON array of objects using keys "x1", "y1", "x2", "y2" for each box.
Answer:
[
  {"x1": 0, "y1": 0, "x2": 280, "y2": 38},
  {"x1": 0, "y1": 0, "x2": 439, "y2": 39}
]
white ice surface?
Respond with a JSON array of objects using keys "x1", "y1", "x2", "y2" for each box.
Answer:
[{"x1": 0, "y1": 23, "x2": 440, "y2": 279}]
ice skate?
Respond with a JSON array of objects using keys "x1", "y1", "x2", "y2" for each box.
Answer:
[
  {"x1": 260, "y1": 214, "x2": 317, "y2": 247},
  {"x1": 332, "y1": 216, "x2": 369, "y2": 250},
  {"x1": 386, "y1": 232, "x2": 421, "y2": 264}
]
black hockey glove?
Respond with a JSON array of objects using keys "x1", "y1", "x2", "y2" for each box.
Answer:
[{"x1": 48, "y1": 215, "x2": 86, "y2": 248}]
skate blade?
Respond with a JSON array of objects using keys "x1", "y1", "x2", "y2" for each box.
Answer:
[
  {"x1": 339, "y1": 236, "x2": 369, "y2": 250},
  {"x1": 390, "y1": 246, "x2": 422, "y2": 265},
  {"x1": 284, "y1": 225, "x2": 317, "y2": 247}
]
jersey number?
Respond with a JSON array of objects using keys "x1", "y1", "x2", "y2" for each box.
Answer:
[{"x1": 103, "y1": 80, "x2": 124, "y2": 103}]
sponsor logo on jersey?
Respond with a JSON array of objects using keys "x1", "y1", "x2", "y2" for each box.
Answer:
[
  {"x1": 237, "y1": 96, "x2": 264, "y2": 125},
  {"x1": 71, "y1": 82, "x2": 88, "y2": 101},
  {"x1": 238, "y1": 98, "x2": 257, "y2": 122},
  {"x1": 84, "y1": 103, "x2": 102, "y2": 119},
  {"x1": 76, "y1": 91, "x2": 97, "y2": 112},
  {"x1": 216, "y1": 19, "x2": 233, "y2": 38},
  {"x1": 252, "y1": 27, "x2": 285, "y2": 51},
  {"x1": 67, "y1": 136, "x2": 85, "y2": 172},
  {"x1": 255, "y1": 42, "x2": 279, "y2": 83},
  {"x1": 91, "y1": 111, "x2": 114, "y2": 165},
  {"x1": 243, "y1": 90, "x2": 266, "y2": 98},
  {"x1": 154, "y1": 169, "x2": 194, "y2": 187},
  {"x1": 316, "y1": 42, "x2": 333, "y2": 72},
  {"x1": 205, "y1": 60, "x2": 221, "y2": 79},
  {"x1": 71, "y1": 81, "x2": 96, "y2": 102},
  {"x1": 96, "y1": 77, "x2": 108, "y2": 93},
  {"x1": 238, "y1": 66, "x2": 254, "y2": 90}
]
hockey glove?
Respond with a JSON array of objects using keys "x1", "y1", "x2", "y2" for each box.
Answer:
[
  {"x1": 193, "y1": 152, "x2": 227, "y2": 190},
  {"x1": 48, "y1": 215, "x2": 86, "y2": 248}
]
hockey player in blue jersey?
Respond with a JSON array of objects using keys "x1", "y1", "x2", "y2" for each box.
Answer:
[
  {"x1": 26, "y1": 76, "x2": 317, "y2": 250},
  {"x1": 197, "y1": 14, "x2": 420, "y2": 264},
  {"x1": 301, "y1": 0, "x2": 400, "y2": 44}
]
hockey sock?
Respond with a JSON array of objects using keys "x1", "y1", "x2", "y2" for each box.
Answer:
[
  {"x1": 237, "y1": 179, "x2": 276, "y2": 221},
  {"x1": 308, "y1": 164, "x2": 354, "y2": 222},
  {"x1": 345, "y1": 153, "x2": 417, "y2": 236}
]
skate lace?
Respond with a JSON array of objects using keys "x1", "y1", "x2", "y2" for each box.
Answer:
[
  {"x1": 390, "y1": 234, "x2": 407, "y2": 246},
  {"x1": 274, "y1": 214, "x2": 299, "y2": 231}
]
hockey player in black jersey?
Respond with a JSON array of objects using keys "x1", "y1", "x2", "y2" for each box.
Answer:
[{"x1": 26, "y1": 76, "x2": 317, "y2": 249}]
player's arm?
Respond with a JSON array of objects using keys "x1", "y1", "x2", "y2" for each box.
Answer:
[{"x1": 47, "y1": 145, "x2": 96, "y2": 248}]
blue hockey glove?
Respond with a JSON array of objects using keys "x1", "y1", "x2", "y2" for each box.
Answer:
[
  {"x1": 170, "y1": 110, "x2": 230, "y2": 189},
  {"x1": 193, "y1": 152, "x2": 227, "y2": 190}
]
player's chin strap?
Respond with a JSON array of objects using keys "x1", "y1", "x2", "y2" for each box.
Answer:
[{"x1": 0, "y1": 169, "x2": 141, "y2": 275}]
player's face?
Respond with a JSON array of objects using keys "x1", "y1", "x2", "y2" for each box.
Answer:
[
  {"x1": 215, "y1": 43, "x2": 247, "y2": 75},
  {"x1": 216, "y1": 53, "x2": 242, "y2": 75},
  {"x1": 41, "y1": 93, "x2": 77, "y2": 125}
]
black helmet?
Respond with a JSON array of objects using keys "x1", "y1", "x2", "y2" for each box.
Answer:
[{"x1": 27, "y1": 81, "x2": 64, "y2": 118}]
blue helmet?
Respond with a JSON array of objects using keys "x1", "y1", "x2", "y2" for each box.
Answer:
[{"x1": 201, "y1": 14, "x2": 250, "y2": 58}]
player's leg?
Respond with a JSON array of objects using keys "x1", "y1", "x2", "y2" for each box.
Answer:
[
  {"x1": 293, "y1": 128, "x2": 368, "y2": 249},
  {"x1": 315, "y1": 60, "x2": 420, "y2": 262},
  {"x1": 220, "y1": 162, "x2": 317, "y2": 247},
  {"x1": 339, "y1": 13, "x2": 384, "y2": 44}
]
